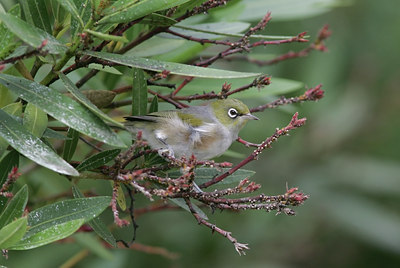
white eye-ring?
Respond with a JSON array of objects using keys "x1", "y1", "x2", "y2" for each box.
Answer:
[{"x1": 228, "y1": 108, "x2": 239, "y2": 118}]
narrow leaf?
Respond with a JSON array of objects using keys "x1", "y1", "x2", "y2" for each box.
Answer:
[
  {"x1": 0, "y1": 4, "x2": 20, "y2": 60},
  {"x1": 99, "y1": 0, "x2": 191, "y2": 24},
  {"x1": 20, "y1": 0, "x2": 52, "y2": 33},
  {"x1": 23, "y1": 103, "x2": 48, "y2": 138},
  {"x1": 74, "y1": 233, "x2": 114, "y2": 260},
  {"x1": 83, "y1": 51, "x2": 260, "y2": 78},
  {"x1": 70, "y1": 0, "x2": 91, "y2": 36},
  {"x1": 172, "y1": 23, "x2": 299, "y2": 40},
  {"x1": 76, "y1": 149, "x2": 121, "y2": 172},
  {"x1": 24, "y1": 196, "x2": 111, "y2": 238},
  {"x1": 0, "y1": 102, "x2": 23, "y2": 155},
  {"x1": 9, "y1": 218, "x2": 84, "y2": 250},
  {"x1": 170, "y1": 22, "x2": 250, "y2": 40},
  {"x1": 0, "y1": 74, "x2": 126, "y2": 147},
  {"x1": 0, "y1": 13, "x2": 66, "y2": 54},
  {"x1": 2, "y1": 102, "x2": 22, "y2": 116},
  {"x1": 84, "y1": 29, "x2": 128, "y2": 43},
  {"x1": 62, "y1": 127, "x2": 79, "y2": 162},
  {"x1": 0, "y1": 216, "x2": 27, "y2": 249},
  {"x1": 0, "y1": 109, "x2": 79, "y2": 176},
  {"x1": 148, "y1": 96, "x2": 158, "y2": 113},
  {"x1": 141, "y1": 13, "x2": 177, "y2": 26},
  {"x1": 59, "y1": 73, "x2": 124, "y2": 128},
  {"x1": 132, "y1": 68, "x2": 147, "y2": 116},
  {"x1": 42, "y1": 128, "x2": 70, "y2": 140},
  {"x1": 116, "y1": 184, "x2": 126, "y2": 211},
  {"x1": 55, "y1": 0, "x2": 84, "y2": 28},
  {"x1": 0, "y1": 185, "x2": 28, "y2": 230},
  {"x1": 170, "y1": 198, "x2": 208, "y2": 220},
  {"x1": 72, "y1": 186, "x2": 116, "y2": 247}
]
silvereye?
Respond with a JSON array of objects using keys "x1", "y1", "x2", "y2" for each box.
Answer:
[{"x1": 124, "y1": 98, "x2": 258, "y2": 160}]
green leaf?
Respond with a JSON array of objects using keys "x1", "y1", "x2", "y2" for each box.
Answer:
[
  {"x1": 55, "y1": 0, "x2": 84, "y2": 28},
  {"x1": 48, "y1": 0, "x2": 67, "y2": 25},
  {"x1": 172, "y1": 23, "x2": 298, "y2": 40},
  {"x1": 42, "y1": 128, "x2": 70, "y2": 140},
  {"x1": 0, "y1": 4, "x2": 20, "y2": 60},
  {"x1": 2, "y1": 102, "x2": 22, "y2": 116},
  {"x1": 170, "y1": 22, "x2": 250, "y2": 40},
  {"x1": 9, "y1": 218, "x2": 84, "y2": 250},
  {"x1": 0, "y1": 74, "x2": 126, "y2": 148},
  {"x1": 87, "y1": 64, "x2": 122, "y2": 75},
  {"x1": 0, "y1": 150, "x2": 19, "y2": 213},
  {"x1": 0, "y1": 102, "x2": 23, "y2": 155},
  {"x1": 76, "y1": 149, "x2": 121, "y2": 172},
  {"x1": 20, "y1": 0, "x2": 52, "y2": 33},
  {"x1": 84, "y1": 29, "x2": 128, "y2": 43},
  {"x1": 99, "y1": 0, "x2": 192, "y2": 24},
  {"x1": 169, "y1": 198, "x2": 208, "y2": 220},
  {"x1": 0, "y1": 217, "x2": 27, "y2": 249},
  {"x1": 132, "y1": 68, "x2": 147, "y2": 116},
  {"x1": 74, "y1": 232, "x2": 114, "y2": 260},
  {"x1": 167, "y1": 167, "x2": 256, "y2": 185},
  {"x1": 83, "y1": 51, "x2": 261, "y2": 78},
  {"x1": 148, "y1": 96, "x2": 158, "y2": 113},
  {"x1": 141, "y1": 13, "x2": 177, "y2": 26},
  {"x1": 24, "y1": 196, "x2": 111, "y2": 239},
  {"x1": 70, "y1": 0, "x2": 91, "y2": 36},
  {"x1": 59, "y1": 73, "x2": 124, "y2": 128},
  {"x1": 0, "y1": 109, "x2": 79, "y2": 176},
  {"x1": 62, "y1": 128, "x2": 79, "y2": 162},
  {"x1": 0, "y1": 185, "x2": 28, "y2": 230},
  {"x1": 72, "y1": 186, "x2": 116, "y2": 247},
  {"x1": 127, "y1": 36, "x2": 184, "y2": 57},
  {"x1": 23, "y1": 103, "x2": 48, "y2": 138},
  {"x1": 116, "y1": 183, "x2": 126, "y2": 211},
  {"x1": 0, "y1": 13, "x2": 66, "y2": 54}
]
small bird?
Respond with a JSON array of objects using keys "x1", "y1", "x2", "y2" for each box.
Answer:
[{"x1": 124, "y1": 98, "x2": 258, "y2": 160}]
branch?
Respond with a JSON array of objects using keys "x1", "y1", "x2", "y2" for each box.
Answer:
[
  {"x1": 171, "y1": 75, "x2": 271, "y2": 102},
  {"x1": 200, "y1": 112, "x2": 306, "y2": 188},
  {"x1": 0, "y1": 40, "x2": 48, "y2": 65},
  {"x1": 184, "y1": 198, "x2": 249, "y2": 255},
  {"x1": 250, "y1": 84, "x2": 324, "y2": 113}
]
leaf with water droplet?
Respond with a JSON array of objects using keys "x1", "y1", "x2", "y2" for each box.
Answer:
[
  {"x1": 76, "y1": 149, "x2": 121, "y2": 172},
  {"x1": 0, "y1": 109, "x2": 79, "y2": 176},
  {"x1": 0, "y1": 13, "x2": 66, "y2": 54},
  {"x1": 0, "y1": 216, "x2": 27, "y2": 249},
  {"x1": 72, "y1": 186, "x2": 116, "y2": 247},
  {"x1": 9, "y1": 218, "x2": 84, "y2": 250},
  {"x1": 24, "y1": 196, "x2": 111, "y2": 239},
  {"x1": 23, "y1": 103, "x2": 48, "y2": 138},
  {"x1": 84, "y1": 51, "x2": 260, "y2": 78},
  {"x1": 0, "y1": 185, "x2": 28, "y2": 230},
  {"x1": 0, "y1": 74, "x2": 126, "y2": 148},
  {"x1": 59, "y1": 73, "x2": 124, "y2": 128},
  {"x1": 99, "y1": 0, "x2": 191, "y2": 24}
]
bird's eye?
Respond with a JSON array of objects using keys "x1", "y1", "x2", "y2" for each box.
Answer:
[{"x1": 228, "y1": 108, "x2": 238, "y2": 118}]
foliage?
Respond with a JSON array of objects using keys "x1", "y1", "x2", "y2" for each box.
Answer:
[{"x1": 0, "y1": 0, "x2": 353, "y2": 265}]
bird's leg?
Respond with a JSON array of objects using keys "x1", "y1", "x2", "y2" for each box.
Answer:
[{"x1": 156, "y1": 137, "x2": 175, "y2": 158}]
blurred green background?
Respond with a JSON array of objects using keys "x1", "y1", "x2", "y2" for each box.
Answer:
[{"x1": 1, "y1": 0, "x2": 400, "y2": 267}]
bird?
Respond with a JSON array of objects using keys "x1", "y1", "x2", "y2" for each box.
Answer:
[{"x1": 124, "y1": 98, "x2": 258, "y2": 160}]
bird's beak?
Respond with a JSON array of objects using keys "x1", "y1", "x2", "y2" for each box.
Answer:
[{"x1": 244, "y1": 113, "x2": 259, "y2": 120}]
